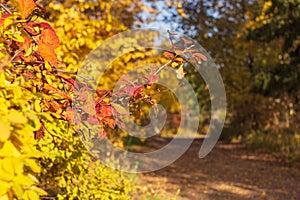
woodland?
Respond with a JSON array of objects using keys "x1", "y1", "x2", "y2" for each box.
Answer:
[{"x1": 0, "y1": 0, "x2": 299, "y2": 199}]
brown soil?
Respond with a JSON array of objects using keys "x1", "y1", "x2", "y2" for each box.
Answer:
[{"x1": 133, "y1": 137, "x2": 300, "y2": 200}]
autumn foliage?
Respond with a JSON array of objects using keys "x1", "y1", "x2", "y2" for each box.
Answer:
[{"x1": 0, "y1": 1, "x2": 135, "y2": 199}]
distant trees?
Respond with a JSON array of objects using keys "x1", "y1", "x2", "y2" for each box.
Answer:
[{"x1": 149, "y1": 0, "x2": 300, "y2": 159}]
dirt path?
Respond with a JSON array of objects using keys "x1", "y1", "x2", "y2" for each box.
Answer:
[{"x1": 134, "y1": 137, "x2": 300, "y2": 200}]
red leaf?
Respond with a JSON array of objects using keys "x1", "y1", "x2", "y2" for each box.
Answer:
[
  {"x1": 61, "y1": 77, "x2": 79, "y2": 90},
  {"x1": 98, "y1": 128, "x2": 107, "y2": 139},
  {"x1": 38, "y1": 43, "x2": 58, "y2": 66},
  {"x1": 123, "y1": 86, "x2": 135, "y2": 96},
  {"x1": 186, "y1": 49, "x2": 198, "y2": 53},
  {"x1": 34, "y1": 124, "x2": 44, "y2": 139},
  {"x1": 193, "y1": 53, "x2": 207, "y2": 61},
  {"x1": 146, "y1": 74, "x2": 158, "y2": 83},
  {"x1": 175, "y1": 50, "x2": 186, "y2": 58},
  {"x1": 181, "y1": 37, "x2": 193, "y2": 44},
  {"x1": 14, "y1": 0, "x2": 36, "y2": 19},
  {"x1": 39, "y1": 22, "x2": 53, "y2": 29},
  {"x1": 95, "y1": 103, "x2": 101, "y2": 114},
  {"x1": 133, "y1": 86, "x2": 144, "y2": 97},
  {"x1": 24, "y1": 21, "x2": 39, "y2": 35},
  {"x1": 148, "y1": 66, "x2": 158, "y2": 72},
  {"x1": 116, "y1": 75, "x2": 132, "y2": 85},
  {"x1": 87, "y1": 115, "x2": 99, "y2": 125},
  {"x1": 96, "y1": 90, "x2": 110, "y2": 97}
]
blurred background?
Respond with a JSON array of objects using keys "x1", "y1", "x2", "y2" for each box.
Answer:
[{"x1": 43, "y1": 0, "x2": 300, "y2": 160}]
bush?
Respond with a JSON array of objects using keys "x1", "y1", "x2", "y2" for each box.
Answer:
[{"x1": 0, "y1": 2, "x2": 135, "y2": 199}]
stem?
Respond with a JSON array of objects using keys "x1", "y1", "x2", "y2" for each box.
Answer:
[
  {"x1": 0, "y1": 3, "x2": 12, "y2": 14},
  {"x1": 153, "y1": 59, "x2": 172, "y2": 75},
  {"x1": 55, "y1": 68, "x2": 94, "y2": 81}
]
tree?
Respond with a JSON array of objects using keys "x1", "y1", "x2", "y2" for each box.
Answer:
[{"x1": 144, "y1": 0, "x2": 300, "y2": 158}]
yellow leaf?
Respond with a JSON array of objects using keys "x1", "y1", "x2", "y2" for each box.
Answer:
[
  {"x1": 24, "y1": 159, "x2": 40, "y2": 173},
  {"x1": 12, "y1": 33, "x2": 25, "y2": 43},
  {"x1": 12, "y1": 182, "x2": 23, "y2": 198},
  {"x1": 0, "y1": 73, "x2": 5, "y2": 87},
  {"x1": 25, "y1": 112, "x2": 41, "y2": 131},
  {"x1": 12, "y1": 158, "x2": 24, "y2": 174},
  {"x1": 3, "y1": 16, "x2": 14, "y2": 29},
  {"x1": 27, "y1": 173, "x2": 38, "y2": 183},
  {"x1": 0, "y1": 141, "x2": 20, "y2": 157},
  {"x1": 105, "y1": 24, "x2": 112, "y2": 32},
  {"x1": 171, "y1": 62, "x2": 179, "y2": 68},
  {"x1": 24, "y1": 190, "x2": 39, "y2": 200},
  {"x1": 0, "y1": 194, "x2": 9, "y2": 200},
  {"x1": 0, "y1": 181, "x2": 10, "y2": 196},
  {"x1": 0, "y1": 119, "x2": 10, "y2": 142},
  {"x1": 14, "y1": 174, "x2": 35, "y2": 186},
  {"x1": 31, "y1": 186, "x2": 47, "y2": 196},
  {"x1": 38, "y1": 112, "x2": 54, "y2": 122},
  {"x1": 7, "y1": 110, "x2": 28, "y2": 124},
  {"x1": 34, "y1": 99, "x2": 41, "y2": 113}
]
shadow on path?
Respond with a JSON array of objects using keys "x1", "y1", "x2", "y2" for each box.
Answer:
[{"x1": 134, "y1": 137, "x2": 300, "y2": 200}]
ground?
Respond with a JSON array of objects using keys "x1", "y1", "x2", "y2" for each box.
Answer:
[{"x1": 133, "y1": 137, "x2": 300, "y2": 200}]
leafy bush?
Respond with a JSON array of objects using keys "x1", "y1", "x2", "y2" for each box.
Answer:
[{"x1": 0, "y1": 1, "x2": 135, "y2": 199}]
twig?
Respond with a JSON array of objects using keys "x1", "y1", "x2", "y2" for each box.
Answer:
[
  {"x1": 0, "y1": 3, "x2": 12, "y2": 14},
  {"x1": 0, "y1": 3, "x2": 39, "y2": 44},
  {"x1": 154, "y1": 29, "x2": 195, "y2": 76},
  {"x1": 55, "y1": 69, "x2": 94, "y2": 81},
  {"x1": 153, "y1": 59, "x2": 172, "y2": 75},
  {"x1": 167, "y1": 30, "x2": 176, "y2": 53}
]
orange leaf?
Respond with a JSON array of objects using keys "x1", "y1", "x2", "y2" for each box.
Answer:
[
  {"x1": 65, "y1": 107, "x2": 75, "y2": 123},
  {"x1": 100, "y1": 105, "x2": 113, "y2": 118},
  {"x1": 103, "y1": 117, "x2": 116, "y2": 129},
  {"x1": 40, "y1": 28, "x2": 60, "y2": 49},
  {"x1": 38, "y1": 43, "x2": 58, "y2": 66},
  {"x1": 50, "y1": 101, "x2": 62, "y2": 112},
  {"x1": 13, "y1": 0, "x2": 36, "y2": 19},
  {"x1": 163, "y1": 51, "x2": 175, "y2": 59}
]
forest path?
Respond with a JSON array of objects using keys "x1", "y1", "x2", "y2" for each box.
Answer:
[{"x1": 134, "y1": 137, "x2": 300, "y2": 200}]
